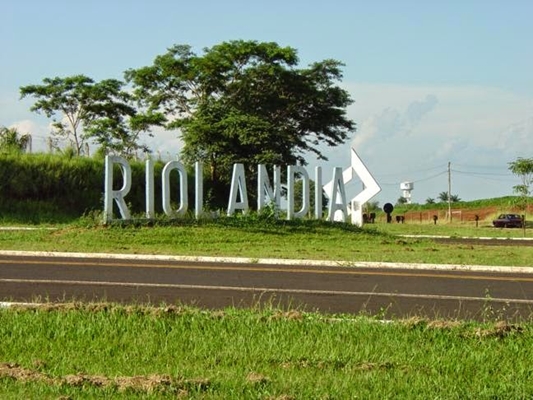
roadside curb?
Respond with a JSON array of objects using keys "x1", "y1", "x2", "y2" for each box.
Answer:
[
  {"x1": 1, "y1": 250, "x2": 532, "y2": 274},
  {"x1": 400, "y1": 234, "x2": 533, "y2": 241}
]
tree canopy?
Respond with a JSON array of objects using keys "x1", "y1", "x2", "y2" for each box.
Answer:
[
  {"x1": 509, "y1": 157, "x2": 533, "y2": 197},
  {"x1": 125, "y1": 40, "x2": 355, "y2": 206},
  {"x1": 19, "y1": 40, "x2": 356, "y2": 208},
  {"x1": 20, "y1": 75, "x2": 145, "y2": 157},
  {"x1": 508, "y1": 157, "x2": 533, "y2": 230},
  {"x1": 437, "y1": 191, "x2": 460, "y2": 203}
]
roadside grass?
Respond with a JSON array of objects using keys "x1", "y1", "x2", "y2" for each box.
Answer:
[
  {"x1": 2, "y1": 209, "x2": 533, "y2": 397},
  {"x1": 375, "y1": 220, "x2": 533, "y2": 239},
  {"x1": 1, "y1": 303, "x2": 533, "y2": 399},
  {"x1": 0, "y1": 217, "x2": 532, "y2": 267}
]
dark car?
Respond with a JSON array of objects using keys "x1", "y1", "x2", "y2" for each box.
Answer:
[{"x1": 492, "y1": 213, "x2": 523, "y2": 228}]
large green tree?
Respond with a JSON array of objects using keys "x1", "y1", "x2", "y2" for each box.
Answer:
[
  {"x1": 125, "y1": 40, "x2": 355, "y2": 207},
  {"x1": 20, "y1": 75, "x2": 144, "y2": 157}
]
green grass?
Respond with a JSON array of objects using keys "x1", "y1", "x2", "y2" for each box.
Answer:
[
  {"x1": 0, "y1": 217, "x2": 532, "y2": 267},
  {"x1": 1, "y1": 207, "x2": 533, "y2": 397},
  {"x1": 373, "y1": 220, "x2": 533, "y2": 239},
  {"x1": 1, "y1": 303, "x2": 533, "y2": 399}
]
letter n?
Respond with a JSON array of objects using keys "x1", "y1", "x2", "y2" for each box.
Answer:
[{"x1": 257, "y1": 164, "x2": 281, "y2": 212}]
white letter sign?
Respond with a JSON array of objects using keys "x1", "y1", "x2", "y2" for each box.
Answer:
[
  {"x1": 103, "y1": 146, "x2": 380, "y2": 225},
  {"x1": 104, "y1": 155, "x2": 132, "y2": 222},
  {"x1": 162, "y1": 161, "x2": 188, "y2": 216},
  {"x1": 227, "y1": 163, "x2": 249, "y2": 215}
]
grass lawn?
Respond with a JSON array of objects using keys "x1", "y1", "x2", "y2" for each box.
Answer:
[
  {"x1": 0, "y1": 217, "x2": 532, "y2": 267},
  {"x1": 1, "y1": 217, "x2": 533, "y2": 398},
  {"x1": 1, "y1": 303, "x2": 532, "y2": 399}
]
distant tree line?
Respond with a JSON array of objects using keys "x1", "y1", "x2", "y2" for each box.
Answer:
[
  {"x1": 0, "y1": 126, "x2": 31, "y2": 153},
  {"x1": 0, "y1": 152, "x2": 180, "y2": 222}
]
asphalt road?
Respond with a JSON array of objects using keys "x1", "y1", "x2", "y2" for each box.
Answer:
[{"x1": 2, "y1": 253, "x2": 533, "y2": 320}]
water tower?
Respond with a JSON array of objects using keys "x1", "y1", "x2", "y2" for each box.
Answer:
[{"x1": 400, "y1": 181, "x2": 414, "y2": 204}]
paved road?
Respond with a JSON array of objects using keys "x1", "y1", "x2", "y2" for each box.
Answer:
[{"x1": 1, "y1": 253, "x2": 533, "y2": 320}]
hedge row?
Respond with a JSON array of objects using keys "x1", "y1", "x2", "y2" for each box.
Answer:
[{"x1": 0, "y1": 154, "x2": 173, "y2": 221}]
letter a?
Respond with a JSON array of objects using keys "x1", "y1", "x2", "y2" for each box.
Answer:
[
  {"x1": 227, "y1": 163, "x2": 249, "y2": 216},
  {"x1": 327, "y1": 167, "x2": 348, "y2": 222}
]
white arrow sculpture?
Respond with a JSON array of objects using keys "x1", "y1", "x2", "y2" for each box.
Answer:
[{"x1": 323, "y1": 147, "x2": 381, "y2": 226}]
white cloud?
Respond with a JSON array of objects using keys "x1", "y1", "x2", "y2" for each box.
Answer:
[
  {"x1": 143, "y1": 127, "x2": 184, "y2": 160},
  {"x1": 493, "y1": 115, "x2": 533, "y2": 156},
  {"x1": 9, "y1": 120, "x2": 40, "y2": 134},
  {"x1": 8, "y1": 119, "x2": 50, "y2": 152},
  {"x1": 406, "y1": 94, "x2": 438, "y2": 127},
  {"x1": 351, "y1": 94, "x2": 439, "y2": 151},
  {"x1": 308, "y1": 82, "x2": 533, "y2": 203},
  {"x1": 352, "y1": 107, "x2": 402, "y2": 150}
]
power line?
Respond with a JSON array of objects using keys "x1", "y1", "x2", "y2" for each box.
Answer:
[
  {"x1": 379, "y1": 170, "x2": 447, "y2": 186},
  {"x1": 378, "y1": 168, "x2": 518, "y2": 189},
  {"x1": 375, "y1": 163, "x2": 448, "y2": 178},
  {"x1": 452, "y1": 169, "x2": 516, "y2": 183},
  {"x1": 453, "y1": 162, "x2": 505, "y2": 168},
  {"x1": 452, "y1": 169, "x2": 511, "y2": 177}
]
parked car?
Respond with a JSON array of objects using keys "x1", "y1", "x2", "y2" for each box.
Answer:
[{"x1": 492, "y1": 213, "x2": 524, "y2": 228}]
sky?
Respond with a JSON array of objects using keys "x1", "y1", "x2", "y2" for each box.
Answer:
[{"x1": 2, "y1": 0, "x2": 533, "y2": 206}]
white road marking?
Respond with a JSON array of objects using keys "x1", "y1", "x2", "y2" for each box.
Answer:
[
  {"x1": 1, "y1": 278, "x2": 532, "y2": 304},
  {"x1": 0, "y1": 250, "x2": 532, "y2": 273}
]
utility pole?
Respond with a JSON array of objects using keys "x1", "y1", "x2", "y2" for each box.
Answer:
[{"x1": 448, "y1": 161, "x2": 452, "y2": 222}]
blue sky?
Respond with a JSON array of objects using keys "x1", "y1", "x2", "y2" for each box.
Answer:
[{"x1": 2, "y1": 0, "x2": 532, "y2": 205}]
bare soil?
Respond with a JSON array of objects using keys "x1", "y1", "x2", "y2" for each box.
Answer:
[
  {"x1": 401, "y1": 205, "x2": 533, "y2": 224},
  {"x1": 0, "y1": 362, "x2": 209, "y2": 395}
]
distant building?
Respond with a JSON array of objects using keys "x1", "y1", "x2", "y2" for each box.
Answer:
[{"x1": 400, "y1": 181, "x2": 414, "y2": 204}]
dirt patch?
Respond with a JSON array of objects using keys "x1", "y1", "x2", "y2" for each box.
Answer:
[
  {"x1": 7, "y1": 302, "x2": 189, "y2": 317},
  {"x1": 474, "y1": 321, "x2": 524, "y2": 339},
  {"x1": 0, "y1": 362, "x2": 209, "y2": 394},
  {"x1": 246, "y1": 371, "x2": 270, "y2": 385},
  {"x1": 402, "y1": 206, "x2": 500, "y2": 224},
  {"x1": 269, "y1": 310, "x2": 304, "y2": 321},
  {"x1": 400, "y1": 205, "x2": 533, "y2": 224},
  {"x1": 355, "y1": 362, "x2": 395, "y2": 371},
  {"x1": 0, "y1": 363, "x2": 55, "y2": 385},
  {"x1": 427, "y1": 320, "x2": 463, "y2": 329}
]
